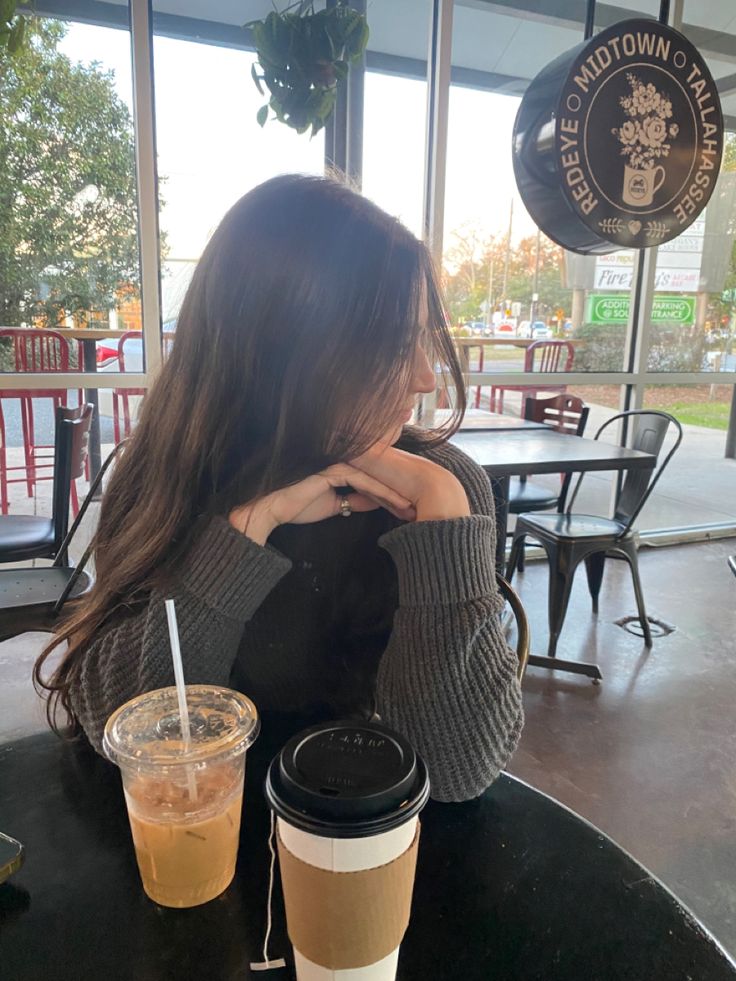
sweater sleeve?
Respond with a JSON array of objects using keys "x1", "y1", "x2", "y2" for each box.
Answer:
[
  {"x1": 375, "y1": 441, "x2": 523, "y2": 803},
  {"x1": 70, "y1": 516, "x2": 292, "y2": 753}
]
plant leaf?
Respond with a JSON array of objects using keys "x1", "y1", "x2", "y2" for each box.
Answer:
[
  {"x1": 7, "y1": 15, "x2": 24, "y2": 54},
  {"x1": 0, "y1": 0, "x2": 16, "y2": 27},
  {"x1": 250, "y1": 61, "x2": 265, "y2": 95},
  {"x1": 333, "y1": 59, "x2": 348, "y2": 82},
  {"x1": 256, "y1": 104, "x2": 269, "y2": 127}
]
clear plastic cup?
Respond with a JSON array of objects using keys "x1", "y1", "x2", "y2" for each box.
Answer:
[{"x1": 103, "y1": 685, "x2": 259, "y2": 908}]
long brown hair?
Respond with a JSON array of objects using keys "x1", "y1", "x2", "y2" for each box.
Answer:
[{"x1": 34, "y1": 173, "x2": 466, "y2": 731}]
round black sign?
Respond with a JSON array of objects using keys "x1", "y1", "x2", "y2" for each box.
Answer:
[{"x1": 513, "y1": 19, "x2": 723, "y2": 254}]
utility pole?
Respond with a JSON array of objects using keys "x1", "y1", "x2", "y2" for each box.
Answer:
[
  {"x1": 485, "y1": 250, "x2": 494, "y2": 329},
  {"x1": 501, "y1": 198, "x2": 514, "y2": 313},
  {"x1": 531, "y1": 227, "x2": 541, "y2": 322}
]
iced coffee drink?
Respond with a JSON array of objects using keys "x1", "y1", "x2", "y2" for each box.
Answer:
[{"x1": 104, "y1": 685, "x2": 259, "y2": 909}]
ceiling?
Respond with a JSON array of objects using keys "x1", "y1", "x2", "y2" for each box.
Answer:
[{"x1": 35, "y1": 0, "x2": 736, "y2": 119}]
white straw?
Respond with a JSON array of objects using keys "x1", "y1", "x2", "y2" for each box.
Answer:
[{"x1": 165, "y1": 598, "x2": 197, "y2": 801}]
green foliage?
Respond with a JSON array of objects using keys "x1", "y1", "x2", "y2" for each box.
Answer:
[
  {"x1": 443, "y1": 231, "x2": 571, "y2": 325},
  {"x1": 667, "y1": 401, "x2": 730, "y2": 430},
  {"x1": 0, "y1": 0, "x2": 27, "y2": 58},
  {"x1": 572, "y1": 322, "x2": 707, "y2": 372},
  {"x1": 0, "y1": 19, "x2": 146, "y2": 327},
  {"x1": 247, "y1": 0, "x2": 369, "y2": 136}
]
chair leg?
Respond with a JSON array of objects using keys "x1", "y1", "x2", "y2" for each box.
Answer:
[
  {"x1": 70, "y1": 479, "x2": 79, "y2": 517},
  {"x1": 113, "y1": 393, "x2": 120, "y2": 446},
  {"x1": 123, "y1": 393, "x2": 132, "y2": 438},
  {"x1": 474, "y1": 348, "x2": 484, "y2": 409},
  {"x1": 546, "y1": 544, "x2": 579, "y2": 658},
  {"x1": 489, "y1": 387, "x2": 496, "y2": 413},
  {"x1": 622, "y1": 548, "x2": 653, "y2": 647},
  {"x1": 20, "y1": 397, "x2": 34, "y2": 497},
  {"x1": 0, "y1": 439, "x2": 7, "y2": 516},
  {"x1": 506, "y1": 533, "x2": 525, "y2": 582},
  {"x1": 517, "y1": 539, "x2": 525, "y2": 573},
  {"x1": 584, "y1": 552, "x2": 606, "y2": 613}
]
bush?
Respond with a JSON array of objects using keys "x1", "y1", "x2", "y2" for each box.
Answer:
[
  {"x1": 572, "y1": 322, "x2": 625, "y2": 371},
  {"x1": 572, "y1": 322, "x2": 707, "y2": 373}
]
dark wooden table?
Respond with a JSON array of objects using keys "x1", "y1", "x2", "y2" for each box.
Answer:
[
  {"x1": 1, "y1": 728, "x2": 734, "y2": 981},
  {"x1": 451, "y1": 428, "x2": 656, "y2": 680},
  {"x1": 456, "y1": 413, "x2": 549, "y2": 432}
]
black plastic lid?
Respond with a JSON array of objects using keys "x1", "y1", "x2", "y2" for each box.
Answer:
[{"x1": 264, "y1": 720, "x2": 430, "y2": 838}]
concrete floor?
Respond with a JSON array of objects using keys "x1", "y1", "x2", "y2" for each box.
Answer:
[
  {"x1": 2, "y1": 539, "x2": 735, "y2": 957},
  {"x1": 508, "y1": 538, "x2": 736, "y2": 958}
]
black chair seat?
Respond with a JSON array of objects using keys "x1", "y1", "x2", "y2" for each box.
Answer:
[
  {"x1": 517, "y1": 512, "x2": 629, "y2": 542},
  {"x1": 0, "y1": 516, "x2": 56, "y2": 562},
  {"x1": 508, "y1": 478, "x2": 559, "y2": 513},
  {"x1": 0, "y1": 567, "x2": 92, "y2": 609},
  {"x1": 0, "y1": 567, "x2": 92, "y2": 640}
]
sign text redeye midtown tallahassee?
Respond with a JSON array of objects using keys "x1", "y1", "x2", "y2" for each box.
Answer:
[{"x1": 557, "y1": 21, "x2": 723, "y2": 249}]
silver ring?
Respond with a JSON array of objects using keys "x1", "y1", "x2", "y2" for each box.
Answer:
[{"x1": 339, "y1": 495, "x2": 353, "y2": 518}]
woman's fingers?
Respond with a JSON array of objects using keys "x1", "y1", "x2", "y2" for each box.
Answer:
[
  {"x1": 321, "y1": 464, "x2": 413, "y2": 514},
  {"x1": 346, "y1": 492, "x2": 416, "y2": 522}
]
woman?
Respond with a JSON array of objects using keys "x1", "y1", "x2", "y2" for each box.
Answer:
[{"x1": 35, "y1": 174, "x2": 523, "y2": 803}]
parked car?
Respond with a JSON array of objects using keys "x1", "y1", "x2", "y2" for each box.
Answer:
[
  {"x1": 495, "y1": 322, "x2": 516, "y2": 336},
  {"x1": 519, "y1": 320, "x2": 549, "y2": 339},
  {"x1": 465, "y1": 320, "x2": 492, "y2": 337}
]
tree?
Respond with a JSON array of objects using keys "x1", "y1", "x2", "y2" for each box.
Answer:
[
  {"x1": 0, "y1": 19, "x2": 145, "y2": 327},
  {"x1": 442, "y1": 227, "x2": 571, "y2": 325}
]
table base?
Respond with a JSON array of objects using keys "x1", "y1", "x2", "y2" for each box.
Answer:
[{"x1": 528, "y1": 653, "x2": 602, "y2": 683}]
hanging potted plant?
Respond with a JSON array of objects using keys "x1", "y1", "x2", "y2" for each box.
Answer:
[{"x1": 246, "y1": 0, "x2": 369, "y2": 137}]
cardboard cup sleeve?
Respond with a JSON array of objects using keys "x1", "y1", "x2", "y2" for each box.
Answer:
[{"x1": 277, "y1": 823, "x2": 421, "y2": 971}]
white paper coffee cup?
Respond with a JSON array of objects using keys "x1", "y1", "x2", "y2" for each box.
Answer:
[
  {"x1": 279, "y1": 817, "x2": 419, "y2": 980},
  {"x1": 265, "y1": 720, "x2": 429, "y2": 981}
]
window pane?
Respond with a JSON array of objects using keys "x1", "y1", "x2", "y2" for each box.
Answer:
[
  {"x1": 643, "y1": 6, "x2": 736, "y2": 373},
  {"x1": 444, "y1": 3, "x2": 630, "y2": 397},
  {"x1": 363, "y1": 71, "x2": 426, "y2": 237},
  {"x1": 640, "y1": 384, "x2": 736, "y2": 528},
  {"x1": 152, "y1": 26, "x2": 324, "y2": 327},
  {"x1": 0, "y1": 15, "x2": 143, "y2": 373}
]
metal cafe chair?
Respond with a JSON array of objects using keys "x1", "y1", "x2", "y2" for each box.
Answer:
[
  {"x1": 489, "y1": 339, "x2": 575, "y2": 415},
  {"x1": 0, "y1": 439, "x2": 126, "y2": 642},
  {"x1": 0, "y1": 404, "x2": 93, "y2": 567},
  {"x1": 729, "y1": 556, "x2": 736, "y2": 579},
  {"x1": 0, "y1": 328, "x2": 85, "y2": 512},
  {"x1": 508, "y1": 393, "x2": 590, "y2": 571},
  {"x1": 497, "y1": 573, "x2": 529, "y2": 681},
  {"x1": 112, "y1": 330, "x2": 146, "y2": 443},
  {"x1": 506, "y1": 410, "x2": 683, "y2": 659}
]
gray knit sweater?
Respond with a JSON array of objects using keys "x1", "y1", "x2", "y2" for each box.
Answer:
[{"x1": 71, "y1": 438, "x2": 523, "y2": 802}]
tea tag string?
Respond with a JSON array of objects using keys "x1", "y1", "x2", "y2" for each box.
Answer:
[{"x1": 249, "y1": 810, "x2": 286, "y2": 972}]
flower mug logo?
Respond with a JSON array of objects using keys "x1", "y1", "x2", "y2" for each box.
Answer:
[{"x1": 612, "y1": 73, "x2": 680, "y2": 207}]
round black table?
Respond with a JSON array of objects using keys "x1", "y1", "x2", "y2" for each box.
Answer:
[{"x1": 1, "y1": 727, "x2": 734, "y2": 981}]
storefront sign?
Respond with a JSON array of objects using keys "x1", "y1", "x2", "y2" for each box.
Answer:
[
  {"x1": 587, "y1": 293, "x2": 695, "y2": 324},
  {"x1": 513, "y1": 19, "x2": 723, "y2": 255}
]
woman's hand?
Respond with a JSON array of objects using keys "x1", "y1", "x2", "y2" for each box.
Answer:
[
  {"x1": 351, "y1": 444, "x2": 470, "y2": 523},
  {"x1": 228, "y1": 464, "x2": 417, "y2": 545}
]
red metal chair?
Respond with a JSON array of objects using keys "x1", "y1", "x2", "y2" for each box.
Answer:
[
  {"x1": 0, "y1": 329, "x2": 84, "y2": 514},
  {"x1": 112, "y1": 330, "x2": 146, "y2": 444},
  {"x1": 489, "y1": 340, "x2": 575, "y2": 415}
]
